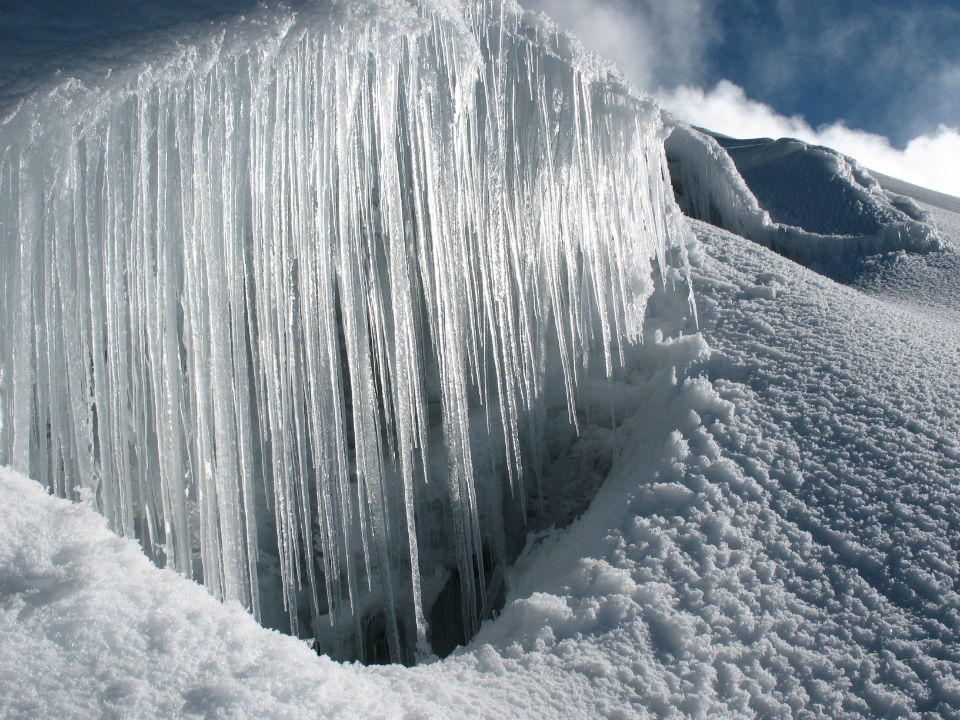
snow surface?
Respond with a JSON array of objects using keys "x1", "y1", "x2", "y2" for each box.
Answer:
[
  {"x1": 664, "y1": 122, "x2": 943, "y2": 277},
  {"x1": 848, "y1": 185, "x2": 960, "y2": 325},
  {"x1": 3, "y1": 0, "x2": 960, "y2": 716},
  {"x1": 4, "y1": 181, "x2": 960, "y2": 717}
]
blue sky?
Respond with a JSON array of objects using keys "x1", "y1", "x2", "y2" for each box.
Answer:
[
  {"x1": 525, "y1": 0, "x2": 960, "y2": 194},
  {"x1": 705, "y1": 1, "x2": 960, "y2": 145},
  {"x1": 2, "y1": 0, "x2": 957, "y2": 193}
]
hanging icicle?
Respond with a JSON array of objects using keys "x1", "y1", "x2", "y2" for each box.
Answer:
[{"x1": 0, "y1": 0, "x2": 673, "y2": 663}]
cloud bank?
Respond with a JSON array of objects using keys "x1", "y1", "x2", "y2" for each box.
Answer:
[
  {"x1": 523, "y1": 0, "x2": 960, "y2": 198},
  {"x1": 522, "y1": 0, "x2": 716, "y2": 91},
  {"x1": 660, "y1": 81, "x2": 960, "y2": 198}
]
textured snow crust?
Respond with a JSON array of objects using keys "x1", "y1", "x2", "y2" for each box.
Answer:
[{"x1": 849, "y1": 186, "x2": 960, "y2": 324}]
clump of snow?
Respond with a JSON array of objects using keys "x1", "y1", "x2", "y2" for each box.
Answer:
[
  {"x1": 664, "y1": 121, "x2": 943, "y2": 275},
  {"x1": 0, "y1": 467, "x2": 381, "y2": 718}
]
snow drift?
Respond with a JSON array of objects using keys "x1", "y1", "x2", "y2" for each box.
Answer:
[
  {"x1": 0, "y1": 0, "x2": 680, "y2": 662},
  {"x1": 664, "y1": 121, "x2": 942, "y2": 274}
]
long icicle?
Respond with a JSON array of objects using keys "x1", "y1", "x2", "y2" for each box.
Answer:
[{"x1": 0, "y1": 0, "x2": 673, "y2": 663}]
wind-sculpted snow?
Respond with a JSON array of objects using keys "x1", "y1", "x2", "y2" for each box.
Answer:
[
  {"x1": 717, "y1": 135, "x2": 929, "y2": 237},
  {"x1": 0, "y1": 0, "x2": 676, "y2": 662},
  {"x1": 664, "y1": 122, "x2": 942, "y2": 276}
]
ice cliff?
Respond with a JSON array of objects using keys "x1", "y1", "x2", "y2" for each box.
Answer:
[{"x1": 0, "y1": 0, "x2": 680, "y2": 663}]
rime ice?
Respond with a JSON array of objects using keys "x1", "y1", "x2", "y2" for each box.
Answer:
[{"x1": 0, "y1": 0, "x2": 672, "y2": 662}]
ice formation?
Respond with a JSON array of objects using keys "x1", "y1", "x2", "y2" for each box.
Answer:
[
  {"x1": 0, "y1": 0, "x2": 675, "y2": 662},
  {"x1": 664, "y1": 121, "x2": 942, "y2": 273}
]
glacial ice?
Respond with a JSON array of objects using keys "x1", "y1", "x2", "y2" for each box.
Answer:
[{"x1": 0, "y1": 0, "x2": 675, "y2": 662}]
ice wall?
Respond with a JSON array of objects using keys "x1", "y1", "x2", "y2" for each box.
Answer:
[
  {"x1": 664, "y1": 121, "x2": 942, "y2": 272},
  {"x1": 0, "y1": 0, "x2": 674, "y2": 662}
]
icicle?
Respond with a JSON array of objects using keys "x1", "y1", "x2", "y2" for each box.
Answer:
[{"x1": 0, "y1": 0, "x2": 675, "y2": 663}]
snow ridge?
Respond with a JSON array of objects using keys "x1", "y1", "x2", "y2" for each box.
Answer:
[{"x1": 664, "y1": 122, "x2": 942, "y2": 275}]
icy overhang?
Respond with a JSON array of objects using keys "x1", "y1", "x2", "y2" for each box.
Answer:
[{"x1": 0, "y1": 0, "x2": 680, "y2": 663}]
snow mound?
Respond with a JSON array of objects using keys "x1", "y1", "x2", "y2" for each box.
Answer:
[
  {"x1": 0, "y1": 468, "x2": 352, "y2": 719},
  {"x1": 717, "y1": 135, "x2": 928, "y2": 236},
  {"x1": 664, "y1": 121, "x2": 942, "y2": 275}
]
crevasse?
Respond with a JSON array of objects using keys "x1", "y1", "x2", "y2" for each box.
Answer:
[{"x1": 0, "y1": 0, "x2": 674, "y2": 663}]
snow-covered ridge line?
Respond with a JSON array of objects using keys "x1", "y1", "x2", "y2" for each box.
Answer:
[
  {"x1": 664, "y1": 121, "x2": 942, "y2": 272},
  {"x1": 0, "y1": 0, "x2": 675, "y2": 663}
]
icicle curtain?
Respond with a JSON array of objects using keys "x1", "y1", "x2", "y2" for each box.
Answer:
[{"x1": 0, "y1": 0, "x2": 672, "y2": 661}]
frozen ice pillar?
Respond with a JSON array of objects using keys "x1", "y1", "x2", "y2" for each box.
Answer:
[{"x1": 0, "y1": 0, "x2": 674, "y2": 662}]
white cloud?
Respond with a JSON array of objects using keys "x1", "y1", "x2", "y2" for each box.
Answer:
[
  {"x1": 522, "y1": 1, "x2": 959, "y2": 197},
  {"x1": 522, "y1": 0, "x2": 716, "y2": 91},
  {"x1": 660, "y1": 80, "x2": 960, "y2": 197}
]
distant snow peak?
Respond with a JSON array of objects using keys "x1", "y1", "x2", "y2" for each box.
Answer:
[{"x1": 0, "y1": 0, "x2": 681, "y2": 663}]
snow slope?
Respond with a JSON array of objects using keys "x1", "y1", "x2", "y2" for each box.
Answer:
[{"x1": 4, "y1": 177, "x2": 960, "y2": 718}]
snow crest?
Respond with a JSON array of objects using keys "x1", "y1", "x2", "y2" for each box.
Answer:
[
  {"x1": 0, "y1": 0, "x2": 674, "y2": 662},
  {"x1": 664, "y1": 122, "x2": 942, "y2": 274}
]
